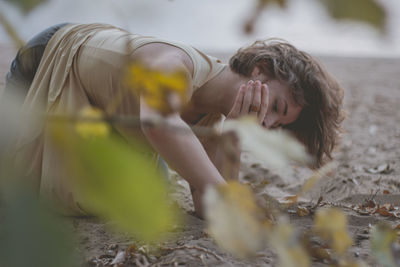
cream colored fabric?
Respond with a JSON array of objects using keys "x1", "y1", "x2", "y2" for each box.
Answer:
[{"x1": 14, "y1": 23, "x2": 225, "y2": 215}]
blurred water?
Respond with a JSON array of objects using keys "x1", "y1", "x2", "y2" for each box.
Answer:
[{"x1": 0, "y1": 0, "x2": 399, "y2": 57}]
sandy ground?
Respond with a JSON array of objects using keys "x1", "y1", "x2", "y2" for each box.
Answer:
[{"x1": 1, "y1": 44, "x2": 399, "y2": 266}]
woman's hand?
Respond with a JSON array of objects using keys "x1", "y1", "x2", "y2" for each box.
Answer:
[{"x1": 227, "y1": 80, "x2": 269, "y2": 124}]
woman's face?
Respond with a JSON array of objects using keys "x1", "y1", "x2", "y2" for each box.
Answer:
[{"x1": 251, "y1": 68, "x2": 302, "y2": 129}]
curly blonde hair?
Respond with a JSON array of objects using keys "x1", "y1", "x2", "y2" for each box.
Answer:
[{"x1": 229, "y1": 39, "x2": 345, "y2": 167}]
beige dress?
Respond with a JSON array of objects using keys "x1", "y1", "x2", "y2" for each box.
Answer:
[{"x1": 15, "y1": 23, "x2": 225, "y2": 215}]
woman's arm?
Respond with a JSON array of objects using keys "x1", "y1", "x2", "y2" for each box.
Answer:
[
  {"x1": 197, "y1": 80, "x2": 269, "y2": 181},
  {"x1": 138, "y1": 54, "x2": 226, "y2": 217},
  {"x1": 141, "y1": 102, "x2": 226, "y2": 217},
  {"x1": 197, "y1": 129, "x2": 241, "y2": 181}
]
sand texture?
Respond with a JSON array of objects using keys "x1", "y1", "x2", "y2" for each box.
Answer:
[{"x1": 1, "y1": 44, "x2": 399, "y2": 266}]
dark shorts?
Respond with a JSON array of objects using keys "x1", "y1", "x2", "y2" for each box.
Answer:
[{"x1": 4, "y1": 23, "x2": 69, "y2": 98}]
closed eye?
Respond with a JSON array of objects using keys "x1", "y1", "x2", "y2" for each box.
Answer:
[{"x1": 273, "y1": 99, "x2": 278, "y2": 112}]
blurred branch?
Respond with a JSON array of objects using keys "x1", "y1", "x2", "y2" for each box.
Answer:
[
  {"x1": 245, "y1": 0, "x2": 387, "y2": 34},
  {"x1": 46, "y1": 113, "x2": 221, "y2": 138},
  {"x1": 0, "y1": 10, "x2": 25, "y2": 48},
  {"x1": 244, "y1": 0, "x2": 287, "y2": 34},
  {"x1": 4, "y1": 0, "x2": 48, "y2": 14}
]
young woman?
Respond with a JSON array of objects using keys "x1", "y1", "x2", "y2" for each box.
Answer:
[{"x1": 4, "y1": 23, "x2": 344, "y2": 217}]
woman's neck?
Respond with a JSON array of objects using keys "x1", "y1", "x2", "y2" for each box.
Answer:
[{"x1": 191, "y1": 65, "x2": 247, "y2": 116}]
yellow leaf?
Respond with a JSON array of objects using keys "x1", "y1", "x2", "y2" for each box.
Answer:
[
  {"x1": 75, "y1": 107, "x2": 110, "y2": 139},
  {"x1": 314, "y1": 208, "x2": 353, "y2": 254},
  {"x1": 268, "y1": 223, "x2": 311, "y2": 267},
  {"x1": 203, "y1": 181, "x2": 267, "y2": 258},
  {"x1": 124, "y1": 63, "x2": 189, "y2": 114}
]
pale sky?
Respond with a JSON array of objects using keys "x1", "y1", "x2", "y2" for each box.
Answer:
[{"x1": 0, "y1": 0, "x2": 399, "y2": 57}]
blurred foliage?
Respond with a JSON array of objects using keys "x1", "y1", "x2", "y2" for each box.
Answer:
[
  {"x1": 0, "y1": 11, "x2": 24, "y2": 48},
  {"x1": 51, "y1": 116, "x2": 177, "y2": 242},
  {"x1": 203, "y1": 181, "x2": 267, "y2": 258},
  {"x1": 259, "y1": 0, "x2": 287, "y2": 8},
  {"x1": 1, "y1": 0, "x2": 389, "y2": 45},
  {"x1": 204, "y1": 181, "x2": 364, "y2": 266},
  {"x1": 246, "y1": 0, "x2": 386, "y2": 34},
  {"x1": 3, "y1": 0, "x2": 48, "y2": 13},
  {"x1": 204, "y1": 180, "x2": 379, "y2": 266},
  {"x1": 224, "y1": 117, "x2": 312, "y2": 168},
  {"x1": 125, "y1": 63, "x2": 189, "y2": 115},
  {"x1": 370, "y1": 223, "x2": 400, "y2": 267},
  {"x1": 0, "y1": 0, "x2": 393, "y2": 265},
  {"x1": 283, "y1": 162, "x2": 336, "y2": 206},
  {"x1": 269, "y1": 222, "x2": 310, "y2": 267},
  {"x1": 75, "y1": 106, "x2": 110, "y2": 138},
  {"x1": 0, "y1": 179, "x2": 79, "y2": 267},
  {"x1": 314, "y1": 208, "x2": 353, "y2": 254},
  {"x1": 322, "y1": 0, "x2": 385, "y2": 31}
]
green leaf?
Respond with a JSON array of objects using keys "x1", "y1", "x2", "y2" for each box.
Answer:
[
  {"x1": 52, "y1": 127, "x2": 177, "y2": 242},
  {"x1": 4, "y1": 0, "x2": 48, "y2": 13},
  {"x1": 0, "y1": 181, "x2": 79, "y2": 267},
  {"x1": 370, "y1": 223, "x2": 398, "y2": 267},
  {"x1": 322, "y1": 0, "x2": 386, "y2": 31}
]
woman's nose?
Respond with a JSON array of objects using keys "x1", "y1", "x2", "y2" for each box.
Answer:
[{"x1": 263, "y1": 114, "x2": 279, "y2": 129}]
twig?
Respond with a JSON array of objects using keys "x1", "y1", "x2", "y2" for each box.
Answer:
[
  {"x1": 160, "y1": 245, "x2": 224, "y2": 262},
  {"x1": 135, "y1": 254, "x2": 150, "y2": 267},
  {"x1": 46, "y1": 113, "x2": 221, "y2": 138},
  {"x1": 0, "y1": 10, "x2": 25, "y2": 48}
]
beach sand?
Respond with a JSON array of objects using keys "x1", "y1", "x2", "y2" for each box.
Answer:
[{"x1": 1, "y1": 44, "x2": 399, "y2": 266}]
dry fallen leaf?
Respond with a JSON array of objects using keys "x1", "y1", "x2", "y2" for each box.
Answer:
[
  {"x1": 283, "y1": 195, "x2": 299, "y2": 205},
  {"x1": 375, "y1": 205, "x2": 398, "y2": 218},
  {"x1": 361, "y1": 199, "x2": 376, "y2": 209},
  {"x1": 296, "y1": 207, "x2": 310, "y2": 217},
  {"x1": 382, "y1": 203, "x2": 394, "y2": 211},
  {"x1": 365, "y1": 163, "x2": 392, "y2": 174}
]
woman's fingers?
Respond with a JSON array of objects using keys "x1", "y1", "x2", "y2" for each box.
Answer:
[
  {"x1": 240, "y1": 80, "x2": 254, "y2": 116},
  {"x1": 258, "y1": 83, "x2": 269, "y2": 124},
  {"x1": 228, "y1": 80, "x2": 267, "y2": 123},
  {"x1": 250, "y1": 80, "x2": 262, "y2": 116},
  {"x1": 227, "y1": 84, "x2": 246, "y2": 118}
]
